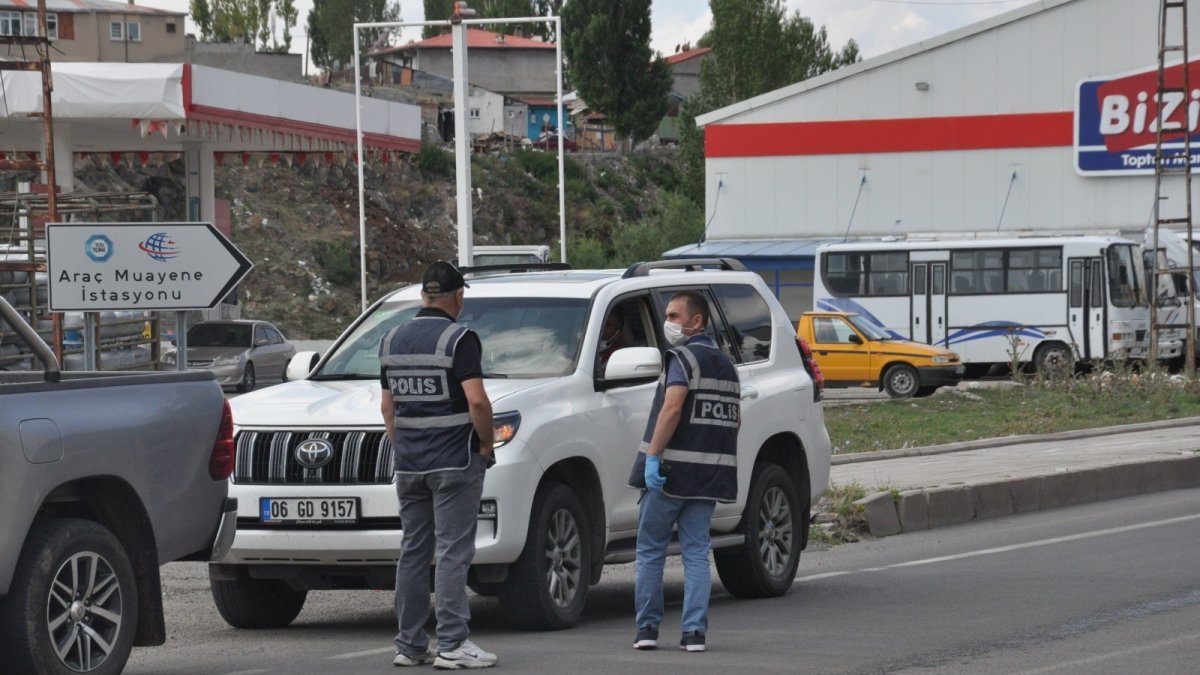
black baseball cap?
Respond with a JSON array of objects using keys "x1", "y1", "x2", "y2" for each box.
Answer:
[{"x1": 421, "y1": 261, "x2": 469, "y2": 294}]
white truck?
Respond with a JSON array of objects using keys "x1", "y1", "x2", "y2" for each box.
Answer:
[{"x1": 212, "y1": 260, "x2": 832, "y2": 629}]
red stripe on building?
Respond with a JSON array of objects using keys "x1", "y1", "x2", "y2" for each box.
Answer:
[{"x1": 705, "y1": 112, "x2": 1074, "y2": 157}]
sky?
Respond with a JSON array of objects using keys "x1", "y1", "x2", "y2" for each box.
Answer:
[{"x1": 134, "y1": 0, "x2": 1040, "y2": 64}]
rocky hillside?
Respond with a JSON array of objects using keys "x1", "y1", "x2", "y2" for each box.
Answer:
[{"x1": 45, "y1": 148, "x2": 682, "y2": 338}]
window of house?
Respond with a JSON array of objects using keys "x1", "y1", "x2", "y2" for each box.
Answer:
[
  {"x1": 469, "y1": 108, "x2": 481, "y2": 119},
  {"x1": 0, "y1": 11, "x2": 22, "y2": 36},
  {"x1": 126, "y1": 21, "x2": 141, "y2": 42},
  {"x1": 19, "y1": 12, "x2": 57, "y2": 39},
  {"x1": 109, "y1": 20, "x2": 123, "y2": 40},
  {"x1": 166, "y1": 21, "x2": 177, "y2": 34}
]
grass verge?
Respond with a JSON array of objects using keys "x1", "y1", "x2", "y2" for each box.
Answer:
[{"x1": 825, "y1": 373, "x2": 1200, "y2": 454}]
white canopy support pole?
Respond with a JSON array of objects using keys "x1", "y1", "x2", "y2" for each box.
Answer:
[
  {"x1": 555, "y1": 15, "x2": 566, "y2": 264},
  {"x1": 354, "y1": 32, "x2": 369, "y2": 312},
  {"x1": 452, "y1": 18, "x2": 474, "y2": 268}
]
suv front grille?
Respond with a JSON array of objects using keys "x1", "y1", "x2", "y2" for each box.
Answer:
[{"x1": 234, "y1": 430, "x2": 394, "y2": 485}]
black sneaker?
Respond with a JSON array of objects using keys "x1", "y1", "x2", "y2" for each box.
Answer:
[
  {"x1": 679, "y1": 631, "x2": 706, "y2": 652},
  {"x1": 633, "y1": 627, "x2": 658, "y2": 650}
]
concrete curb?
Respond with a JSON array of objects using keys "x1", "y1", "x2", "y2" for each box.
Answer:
[
  {"x1": 831, "y1": 416, "x2": 1200, "y2": 466},
  {"x1": 854, "y1": 452, "x2": 1200, "y2": 537}
]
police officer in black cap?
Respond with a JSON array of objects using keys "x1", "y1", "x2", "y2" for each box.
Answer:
[{"x1": 381, "y1": 261, "x2": 498, "y2": 669}]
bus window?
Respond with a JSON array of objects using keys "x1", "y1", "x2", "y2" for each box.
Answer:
[
  {"x1": 867, "y1": 252, "x2": 908, "y2": 295},
  {"x1": 1069, "y1": 261, "x2": 1084, "y2": 308},
  {"x1": 824, "y1": 252, "x2": 865, "y2": 296},
  {"x1": 951, "y1": 250, "x2": 1003, "y2": 294},
  {"x1": 1106, "y1": 245, "x2": 1141, "y2": 307}
]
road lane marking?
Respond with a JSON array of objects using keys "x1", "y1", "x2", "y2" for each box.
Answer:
[
  {"x1": 796, "y1": 512, "x2": 1200, "y2": 583},
  {"x1": 327, "y1": 646, "x2": 395, "y2": 660},
  {"x1": 1016, "y1": 632, "x2": 1200, "y2": 674},
  {"x1": 219, "y1": 670, "x2": 270, "y2": 675}
]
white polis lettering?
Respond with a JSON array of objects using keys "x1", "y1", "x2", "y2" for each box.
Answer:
[
  {"x1": 391, "y1": 376, "x2": 443, "y2": 396},
  {"x1": 697, "y1": 400, "x2": 739, "y2": 423}
]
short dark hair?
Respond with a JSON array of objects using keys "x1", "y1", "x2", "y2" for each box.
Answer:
[{"x1": 671, "y1": 290, "x2": 710, "y2": 327}]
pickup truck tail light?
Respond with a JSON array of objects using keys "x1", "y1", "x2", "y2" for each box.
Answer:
[{"x1": 210, "y1": 400, "x2": 235, "y2": 481}]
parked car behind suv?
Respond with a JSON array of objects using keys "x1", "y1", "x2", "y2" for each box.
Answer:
[
  {"x1": 161, "y1": 320, "x2": 294, "y2": 392},
  {"x1": 213, "y1": 259, "x2": 832, "y2": 630}
]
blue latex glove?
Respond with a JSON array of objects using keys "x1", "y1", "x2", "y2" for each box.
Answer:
[{"x1": 644, "y1": 454, "x2": 666, "y2": 491}]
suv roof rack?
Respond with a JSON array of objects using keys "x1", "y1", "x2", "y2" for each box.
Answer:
[
  {"x1": 621, "y1": 258, "x2": 747, "y2": 278},
  {"x1": 461, "y1": 262, "x2": 573, "y2": 277}
]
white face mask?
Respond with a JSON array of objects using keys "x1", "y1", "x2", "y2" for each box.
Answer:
[{"x1": 663, "y1": 320, "x2": 687, "y2": 346}]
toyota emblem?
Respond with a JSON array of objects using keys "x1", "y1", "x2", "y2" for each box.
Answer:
[{"x1": 295, "y1": 439, "x2": 335, "y2": 469}]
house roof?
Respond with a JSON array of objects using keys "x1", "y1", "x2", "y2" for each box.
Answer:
[
  {"x1": 665, "y1": 47, "x2": 711, "y2": 66},
  {"x1": 0, "y1": 0, "x2": 185, "y2": 15},
  {"x1": 697, "y1": 0, "x2": 1076, "y2": 127},
  {"x1": 515, "y1": 96, "x2": 557, "y2": 107},
  {"x1": 372, "y1": 28, "x2": 556, "y2": 57}
]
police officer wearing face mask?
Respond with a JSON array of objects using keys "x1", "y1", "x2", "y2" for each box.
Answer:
[{"x1": 627, "y1": 290, "x2": 740, "y2": 654}]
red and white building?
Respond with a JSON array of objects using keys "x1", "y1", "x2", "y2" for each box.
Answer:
[{"x1": 672, "y1": 0, "x2": 1200, "y2": 316}]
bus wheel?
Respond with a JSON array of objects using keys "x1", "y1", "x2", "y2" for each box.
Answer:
[
  {"x1": 883, "y1": 364, "x2": 919, "y2": 398},
  {"x1": 1035, "y1": 343, "x2": 1074, "y2": 377}
]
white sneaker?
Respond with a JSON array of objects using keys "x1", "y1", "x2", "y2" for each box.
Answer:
[
  {"x1": 394, "y1": 646, "x2": 435, "y2": 667},
  {"x1": 433, "y1": 639, "x2": 498, "y2": 669}
]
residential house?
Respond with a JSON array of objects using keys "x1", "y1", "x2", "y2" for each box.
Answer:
[
  {"x1": 370, "y1": 28, "x2": 558, "y2": 97},
  {"x1": 657, "y1": 47, "x2": 712, "y2": 143},
  {"x1": 369, "y1": 28, "x2": 568, "y2": 144},
  {"x1": 0, "y1": 0, "x2": 185, "y2": 63}
]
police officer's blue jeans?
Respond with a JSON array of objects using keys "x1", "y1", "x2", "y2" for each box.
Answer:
[
  {"x1": 634, "y1": 489, "x2": 717, "y2": 634},
  {"x1": 394, "y1": 453, "x2": 486, "y2": 656}
]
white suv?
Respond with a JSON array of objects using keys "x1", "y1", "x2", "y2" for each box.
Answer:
[{"x1": 212, "y1": 260, "x2": 832, "y2": 630}]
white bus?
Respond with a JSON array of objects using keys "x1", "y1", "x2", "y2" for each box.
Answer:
[{"x1": 813, "y1": 236, "x2": 1164, "y2": 374}]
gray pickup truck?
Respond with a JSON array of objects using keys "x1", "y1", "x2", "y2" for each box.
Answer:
[{"x1": 0, "y1": 296, "x2": 237, "y2": 675}]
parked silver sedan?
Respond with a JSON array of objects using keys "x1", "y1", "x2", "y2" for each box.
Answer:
[{"x1": 161, "y1": 320, "x2": 295, "y2": 391}]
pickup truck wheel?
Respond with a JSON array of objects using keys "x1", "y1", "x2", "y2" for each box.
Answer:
[
  {"x1": 210, "y1": 570, "x2": 306, "y2": 629},
  {"x1": 883, "y1": 364, "x2": 919, "y2": 398},
  {"x1": 0, "y1": 518, "x2": 137, "y2": 675},
  {"x1": 714, "y1": 464, "x2": 801, "y2": 598},
  {"x1": 237, "y1": 363, "x2": 256, "y2": 393},
  {"x1": 498, "y1": 482, "x2": 590, "y2": 630}
]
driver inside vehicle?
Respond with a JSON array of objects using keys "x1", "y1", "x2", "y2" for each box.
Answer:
[{"x1": 597, "y1": 309, "x2": 627, "y2": 372}]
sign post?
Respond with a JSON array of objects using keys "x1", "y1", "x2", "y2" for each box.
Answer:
[{"x1": 47, "y1": 222, "x2": 253, "y2": 370}]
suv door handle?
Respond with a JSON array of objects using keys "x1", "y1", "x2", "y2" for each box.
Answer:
[{"x1": 741, "y1": 386, "x2": 759, "y2": 400}]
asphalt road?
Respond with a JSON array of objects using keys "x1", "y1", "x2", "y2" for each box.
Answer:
[{"x1": 126, "y1": 489, "x2": 1200, "y2": 674}]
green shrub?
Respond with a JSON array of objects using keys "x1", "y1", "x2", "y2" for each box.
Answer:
[
  {"x1": 314, "y1": 238, "x2": 360, "y2": 286},
  {"x1": 568, "y1": 236, "x2": 611, "y2": 269},
  {"x1": 415, "y1": 143, "x2": 454, "y2": 178},
  {"x1": 513, "y1": 149, "x2": 558, "y2": 181}
]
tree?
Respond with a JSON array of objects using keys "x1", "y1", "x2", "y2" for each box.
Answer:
[
  {"x1": 530, "y1": 0, "x2": 563, "y2": 42},
  {"x1": 308, "y1": 0, "x2": 401, "y2": 70},
  {"x1": 476, "y1": 0, "x2": 536, "y2": 36},
  {"x1": 199, "y1": 0, "x2": 299, "y2": 52},
  {"x1": 677, "y1": 0, "x2": 861, "y2": 205},
  {"x1": 191, "y1": 0, "x2": 214, "y2": 40},
  {"x1": 563, "y1": 0, "x2": 671, "y2": 148},
  {"x1": 423, "y1": 0, "x2": 454, "y2": 38}
]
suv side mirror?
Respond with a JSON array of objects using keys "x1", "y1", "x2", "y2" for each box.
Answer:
[
  {"x1": 286, "y1": 351, "x2": 321, "y2": 380},
  {"x1": 604, "y1": 347, "x2": 662, "y2": 381},
  {"x1": 848, "y1": 333, "x2": 863, "y2": 345}
]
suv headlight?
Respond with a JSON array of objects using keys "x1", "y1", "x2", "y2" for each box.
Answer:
[
  {"x1": 213, "y1": 354, "x2": 242, "y2": 366},
  {"x1": 493, "y1": 411, "x2": 521, "y2": 449}
]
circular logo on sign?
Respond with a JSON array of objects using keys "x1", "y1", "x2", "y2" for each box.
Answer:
[
  {"x1": 138, "y1": 232, "x2": 181, "y2": 261},
  {"x1": 295, "y1": 439, "x2": 335, "y2": 469},
  {"x1": 85, "y1": 234, "x2": 113, "y2": 262}
]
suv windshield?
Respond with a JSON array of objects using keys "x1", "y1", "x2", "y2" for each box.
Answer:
[{"x1": 315, "y1": 296, "x2": 590, "y2": 380}]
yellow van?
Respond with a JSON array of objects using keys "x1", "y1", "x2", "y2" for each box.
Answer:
[{"x1": 797, "y1": 311, "x2": 964, "y2": 398}]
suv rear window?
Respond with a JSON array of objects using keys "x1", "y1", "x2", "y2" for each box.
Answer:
[{"x1": 713, "y1": 284, "x2": 773, "y2": 363}]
